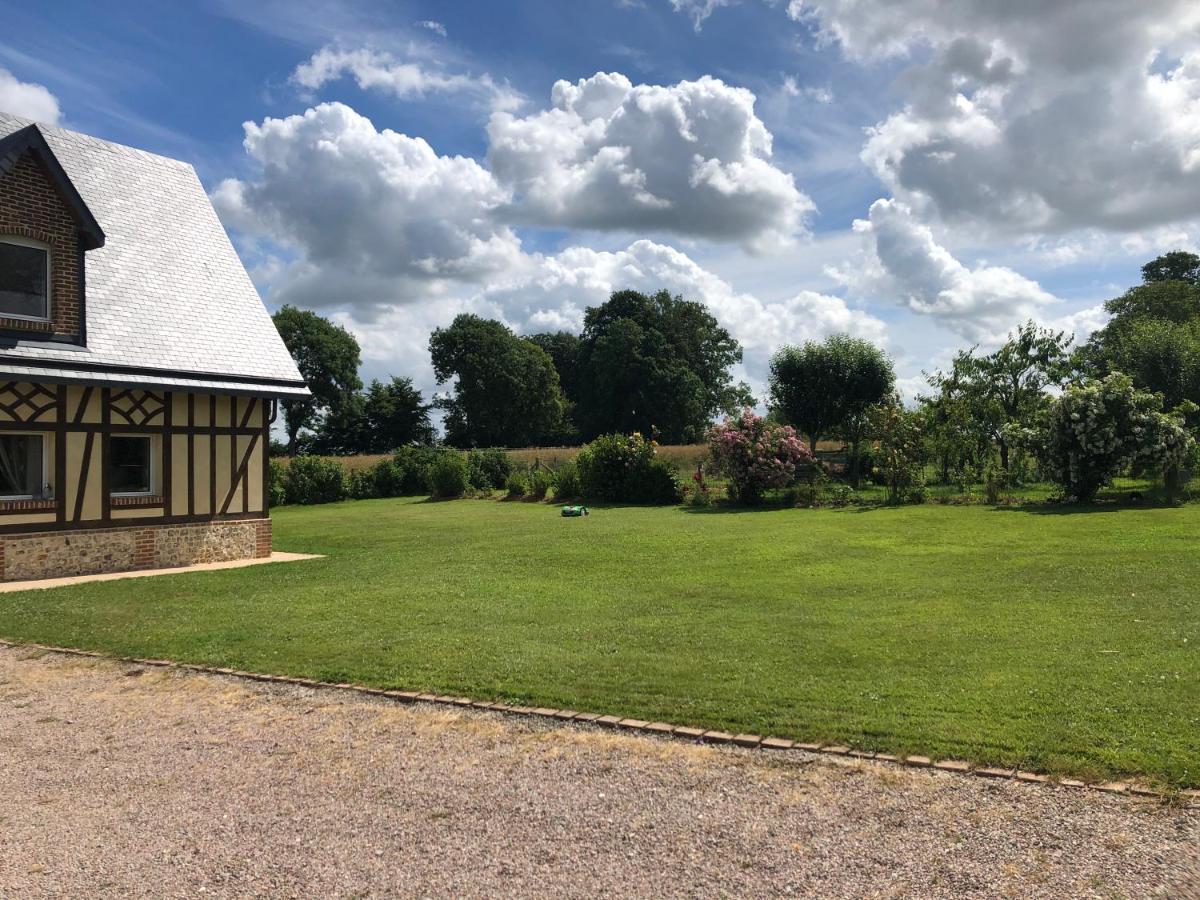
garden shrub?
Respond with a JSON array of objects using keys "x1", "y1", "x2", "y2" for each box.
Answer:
[
  {"x1": 706, "y1": 410, "x2": 812, "y2": 505},
  {"x1": 284, "y1": 455, "x2": 348, "y2": 505},
  {"x1": 392, "y1": 446, "x2": 444, "y2": 495},
  {"x1": 370, "y1": 459, "x2": 407, "y2": 498},
  {"x1": 505, "y1": 470, "x2": 528, "y2": 498},
  {"x1": 1016, "y1": 373, "x2": 1194, "y2": 502},
  {"x1": 575, "y1": 432, "x2": 681, "y2": 504},
  {"x1": 467, "y1": 448, "x2": 513, "y2": 491},
  {"x1": 983, "y1": 461, "x2": 1011, "y2": 504},
  {"x1": 268, "y1": 458, "x2": 288, "y2": 507},
  {"x1": 346, "y1": 467, "x2": 379, "y2": 500},
  {"x1": 428, "y1": 452, "x2": 469, "y2": 499},
  {"x1": 553, "y1": 460, "x2": 581, "y2": 499},
  {"x1": 527, "y1": 467, "x2": 553, "y2": 500}
]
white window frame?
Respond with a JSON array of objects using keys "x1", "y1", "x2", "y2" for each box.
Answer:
[
  {"x1": 0, "y1": 431, "x2": 49, "y2": 500},
  {"x1": 0, "y1": 235, "x2": 52, "y2": 323},
  {"x1": 109, "y1": 433, "x2": 159, "y2": 498}
]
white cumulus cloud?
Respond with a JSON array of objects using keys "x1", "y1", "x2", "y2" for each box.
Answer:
[
  {"x1": 0, "y1": 67, "x2": 61, "y2": 125},
  {"x1": 212, "y1": 102, "x2": 524, "y2": 311},
  {"x1": 841, "y1": 199, "x2": 1076, "y2": 345},
  {"x1": 292, "y1": 45, "x2": 523, "y2": 112},
  {"x1": 789, "y1": 0, "x2": 1200, "y2": 237},
  {"x1": 487, "y1": 71, "x2": 814, "y2": 249}
]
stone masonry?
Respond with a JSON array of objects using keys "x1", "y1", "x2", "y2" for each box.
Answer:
[{"x1": 0, "y1": 519, "x2": 271, "y2": 582}]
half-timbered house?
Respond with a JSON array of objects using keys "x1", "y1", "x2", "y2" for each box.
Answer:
[{"x1": 0, "y1": 113, "x2": 307, "y2": 581}]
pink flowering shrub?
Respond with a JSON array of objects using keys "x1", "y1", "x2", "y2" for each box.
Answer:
[{"x1": 707, "y1": 410, "x2": 813, "y2": 504}]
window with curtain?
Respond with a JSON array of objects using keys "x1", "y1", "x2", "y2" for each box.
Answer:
[
  {"x1": 110, "y1": 435, "x2": 154, "y2": 495},
  {"x1": 0, "y1": 434, "x2": 45, "y2": 498},
  {"x1": 0, "y1": 239, "x2": 50, "y2": 320}
]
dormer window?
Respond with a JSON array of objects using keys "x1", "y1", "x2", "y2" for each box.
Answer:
[{"x1": 0, "y1": 237, "x2": 49, "y2": 321}]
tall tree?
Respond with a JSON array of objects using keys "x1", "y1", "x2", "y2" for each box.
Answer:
[
  {"x1": 1082, "y1": 252, "x2": 1200, "y2": 419},
  {"x1": 929, "y1": 321, "x2": 1072, "y2": 471},
  {"x1": 315, "y1": 376, "x2": 435, "y2": 454},
  {"x1": 271, "y1": 305, "x2": 362, "y2": 455},
  {"x1": 575, "y1": 289, "x2": 749, "y2": 442},
  {"x1": 1103, "y1": 281, "x2": 1200, "y2": 326},
  {"x1": 362, "y1": 376, "x2": 436, "y2": 451},
  {"x1": 429, "y1": 314, "x2": 566, "y2": 448},
  {"x1": 768, "y1": 335, "x2": 894, "y2": 485},
  {"x1": 527, "y1": 331, "x2": 582, "y2": 405},
  {"x1": 1140, "y1": 250, "x2": 1200, "y2": 286}
]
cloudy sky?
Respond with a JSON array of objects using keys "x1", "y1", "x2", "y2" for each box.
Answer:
[{"x1": 3, "y1": 0, "x2": 1199, "y2": 404}]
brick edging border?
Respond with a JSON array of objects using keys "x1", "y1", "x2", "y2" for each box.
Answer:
[{"x1": 2, "y1": 638, "x2": 1196, "y2": 808}]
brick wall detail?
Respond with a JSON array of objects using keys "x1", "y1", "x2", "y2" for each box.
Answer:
[
  {"x1": 0, "y1": 150, "x2": 83, "y2": 338},
  {"x1": 0, "y1": 519, "x2": 271, "y2": 582}
]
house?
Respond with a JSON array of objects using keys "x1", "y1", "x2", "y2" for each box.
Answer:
[{"x1": 0, "y1": 112, "x2": 307, "y2": 581}]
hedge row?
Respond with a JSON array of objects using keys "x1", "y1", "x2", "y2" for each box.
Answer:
[{"x1": 270, "y1": 436, "x2": 684, "y2": 507}]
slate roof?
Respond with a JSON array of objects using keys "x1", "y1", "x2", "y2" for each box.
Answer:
[
  {"x1": 0, "y1": 113, "x2": 308, "y2": 398},
  {"x1": 0, "y1": 125, "x2": 104, "y2": 250}
]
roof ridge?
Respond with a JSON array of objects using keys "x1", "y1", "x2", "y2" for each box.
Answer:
[{"x1": 0, "y1": 111, "x2": 194, "y2": 172}]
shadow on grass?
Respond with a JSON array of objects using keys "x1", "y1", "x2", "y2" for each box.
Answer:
[
  {"x1": 988, "y1": 498, "x2": 1183, "y2": 515},
  {"x1": 676, "y1": 502, "x2": 797, "y2": 514}
]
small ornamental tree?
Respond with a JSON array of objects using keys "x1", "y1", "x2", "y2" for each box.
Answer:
[
  {"x1": 867, "y1": 397, "x2": 927, "y2": 504},
  {"x1": 1016, "y1": 373, "x2": 1194, "y2": 502},
  {"x1": 707, "y1": 410, "x2": 813, "y2": 504}
]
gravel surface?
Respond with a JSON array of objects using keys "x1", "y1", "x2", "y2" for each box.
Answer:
[{"x1": 0, "y1": 645, "x2": 1196, "y2": 898}]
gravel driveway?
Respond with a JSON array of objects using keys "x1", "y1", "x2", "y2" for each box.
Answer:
[{"x1": 0, "y1": 644, "x2": 1196, "y2": 898}]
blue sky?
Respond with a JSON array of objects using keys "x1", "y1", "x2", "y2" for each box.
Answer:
[{"x1": 2, "y1": 0, "x2": 1198, "y2": 404}]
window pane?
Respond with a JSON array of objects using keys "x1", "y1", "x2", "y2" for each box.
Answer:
[
  {"x1": 110, "y1": 436, "x2": 152, "y2": 494},
  {"x1": 0, "y1": 434, "x2": 43, "y2": 497},
  {"x1": 0, "y1": 242, "x2": 48, "y2": 319}
]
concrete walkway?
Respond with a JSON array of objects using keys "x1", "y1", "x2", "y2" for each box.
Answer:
[{"x1": 0, "y1": 551, "x2": 321, "y2": 592}]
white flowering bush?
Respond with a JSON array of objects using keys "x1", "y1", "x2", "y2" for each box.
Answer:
[{"x1": 1016, "y1": 374, "x2": 1194, "y2": 502}]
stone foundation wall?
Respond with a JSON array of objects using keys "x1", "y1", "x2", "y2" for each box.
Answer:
[{"x1": 0, "y1": 519, "x2": 271, "y2": 582}]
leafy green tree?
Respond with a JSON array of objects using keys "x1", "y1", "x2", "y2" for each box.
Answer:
[
  {"x1": 1103, "y1": 281, "x2": 1200, "y2": 326},
  {"x1": 928, "y1": 321, "x2": 1072, "y2": 471},
  {"x1": 1081, "y1": 253, "x2": 1200, "y2": 417},
  {"x1": 1092, "y1": 318, "x2": 1200, "y2": 414},
  {"x1": 1140, "y1": 250, "x2": 1200, "y2": 286},
  {"x1": 429, "y1": 315, "x2": 566, "y2": 448},
  {"x1": 527, "y1": 331, "x2": 583, "y2": 443},
  {"x1": 527, "y1": 331, "x2": 582, "y2": 405},
  {"x1": 867, "y1": 396, "x2": 927, "y2": 504},
  {"x1": 918, "y1": 380, "x2": 993, "y2": 486},
  {"x1": 362, "y1": 377, "x2": 436, "y2": 451},
  {"x1": 316, "y1": 376, "x2": 436, "y2": 454},
  {"x1": 272, "y1": 305, "x2": 362, "y2": 455},
  {"x1": 767, "y1": 335, "x2": 894, "y2": 485},
  {"x1": 574, "y1": 290, "x2": 750, "y2": 443}
]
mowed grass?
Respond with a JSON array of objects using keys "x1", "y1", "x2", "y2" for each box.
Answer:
[{"x1": 0, "y1": 498, "x2": 1196, "y2": 786}]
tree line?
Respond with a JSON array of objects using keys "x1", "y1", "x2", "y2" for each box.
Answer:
[
  {"x1": 272, "y1": 252, "x2": 1200, "y2": 481},
  {"x1": 272, "y1": 288, "x2": 750, "y2": 454}
]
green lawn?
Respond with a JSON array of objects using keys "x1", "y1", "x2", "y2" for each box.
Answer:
[{"x1": 0, "y1": 497, "x2": 1196, "y2": 787}]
